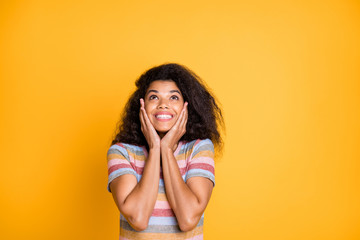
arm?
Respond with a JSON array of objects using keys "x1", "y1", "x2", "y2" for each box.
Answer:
[
  {"x1": 161, "y1": 148, "x2": 214, "y2": 232},
  {"x1": 160, "y1": 102, "x2": 214, "y2": 231},
  {"x1": 109, "y1": 147, "x2": 160, "y2": 231},
  {"x1": 109, "y1": 98, "x2": 162, "y2": 231}
]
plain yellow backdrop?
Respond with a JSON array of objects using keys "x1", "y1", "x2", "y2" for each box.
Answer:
[{"x1": 1, "y1": 0, "x2": 359, "y2": 239}]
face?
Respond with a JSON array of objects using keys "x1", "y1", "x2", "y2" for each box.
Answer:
[{"x1": 144, "y1": 80, "x2": 184, "y2": 137}]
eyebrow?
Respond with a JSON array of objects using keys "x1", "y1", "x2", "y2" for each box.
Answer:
[{"x1": 146, "y1": 89, "x2": 182, "y2": 95}]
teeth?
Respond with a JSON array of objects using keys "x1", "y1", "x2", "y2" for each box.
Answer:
[{"x1": 156, "y1": 115, "x2": 173, "y2": 119}]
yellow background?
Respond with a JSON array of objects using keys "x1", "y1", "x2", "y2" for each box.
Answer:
[{"x1": 1, "y1": 0, "x2": 359, "y2": 239}]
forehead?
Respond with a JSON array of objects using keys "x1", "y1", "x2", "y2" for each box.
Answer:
[{"x1": 146, "y1": 80, "x2": 181, "y2": 93}]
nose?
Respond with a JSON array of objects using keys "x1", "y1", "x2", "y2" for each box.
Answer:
[{"x1": 157, "y1": 99, "x2": 169, "y2": 109}]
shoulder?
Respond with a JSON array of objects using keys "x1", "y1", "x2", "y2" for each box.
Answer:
[
  {"x1": 193, "y1": 139, "x2": 214, "y2": 151},
  {"x1": 107, "y1": 142, "x2": 146, "y2": 158},
  {"x1": 181, "y1": 139, "x2": 214, "y2": 156}
]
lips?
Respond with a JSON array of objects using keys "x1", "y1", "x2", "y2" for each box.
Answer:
[{"x1": 154, "y1": 112, "x2": 174, "y2": 121}]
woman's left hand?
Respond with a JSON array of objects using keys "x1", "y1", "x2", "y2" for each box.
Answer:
[{"x1": 160, "y1": 102, "x2": 188, "y2": 152}]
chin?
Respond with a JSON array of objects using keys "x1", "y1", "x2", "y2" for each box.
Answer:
[
  {"x1": 156, "y1": 128, "x2": 170, "y2": 134},
  {"x1": 153, "y1": 123, "x2": 175, "y2": 133}
]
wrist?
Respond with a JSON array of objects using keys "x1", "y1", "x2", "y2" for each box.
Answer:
[
  {"x1": 160, "y1": 143, "x2": 176, "y2": 153},
  {"x1": 149, "y1": 144, "x2": 161, "y2": 152}
]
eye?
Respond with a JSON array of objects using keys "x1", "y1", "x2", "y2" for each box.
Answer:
[
  {"x1": 149, "y1": 95, "x2": 158, "y2": 100},
  {"x1": 170, "y1": 95, "x2": 179, "y2": 100}
]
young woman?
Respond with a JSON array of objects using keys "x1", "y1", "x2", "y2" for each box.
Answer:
[{"x1": 107, "y1": 63, "x2": 224, "y2": 239}]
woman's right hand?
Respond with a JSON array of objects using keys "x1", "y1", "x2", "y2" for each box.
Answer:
[{"x1": 139, "y1": 98, "x2": 161, "y2": 149}]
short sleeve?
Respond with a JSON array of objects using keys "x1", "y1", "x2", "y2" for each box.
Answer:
[
  {"x1": 107, "y1": 143, "x2": 137, "y2": 192},
  {"x1": 185, "y1": 139, "x2": 215, "y2": 186}
]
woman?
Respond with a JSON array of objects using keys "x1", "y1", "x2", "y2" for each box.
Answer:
[{"x1": 107, "y1": 63, "x2": 224, "y2": 239}]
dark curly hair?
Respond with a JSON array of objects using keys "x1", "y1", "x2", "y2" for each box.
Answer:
[{"x1": 111, "y1": 63, "x2": 224, "y2": 154}]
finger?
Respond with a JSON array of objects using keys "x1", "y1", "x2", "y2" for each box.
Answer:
[
  {"x1": 140, "y1": 98, "x2": 157, "y2": 132},
  {"x1": 171, "y1": 103, "x2": 186, "y2": 133},
  {"x1": 139, "y1": 102, "x2": 147, "y2": 131},
  {"x1": 142, "y1": 106, "x2": 153, "y2": 128},
  {"x1": 183, "y1": 102, "x2": 188, "y2": 117},
  {"x1": 140, "y1": 98, "x2": 153, "y2": 132},
  {"x1": 172, "y1": 108, "x2": 184, "y2": 131},
  {"x1": 183, "y1": 102, "x2": 188, "y2": 127},
  {"x1": 179, "y1": 103, "x2": 188, "y2": 131},
  {"x1": 139, "y1": 98, "x2": 150, "y2": 126},
  {"x1": 178, "y1": 102, "x2": 188, "y2": 136},
  {"x1": 179, "y1": 102, "x2": 188, "y2": 124}
]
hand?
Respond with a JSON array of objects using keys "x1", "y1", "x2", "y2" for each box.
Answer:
[
  {"x1": 160, "y1": 102, "x2": 188, "y2": 152},
  {"x1": 139, "y1": 98, "x2": 161, "y2": 149}
]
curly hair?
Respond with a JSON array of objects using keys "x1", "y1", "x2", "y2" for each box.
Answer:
[{"x1": 111, "y1": 63, "x2": 224, "y2": 154}]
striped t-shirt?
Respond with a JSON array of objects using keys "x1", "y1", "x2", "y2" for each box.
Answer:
[{"x1": 107, "y1": 138, "x2": 215, "y2": 240}]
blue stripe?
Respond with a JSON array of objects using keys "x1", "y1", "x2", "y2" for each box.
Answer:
[
  {"x1": 148, "y1": 216, "x2": 178, "y2": 225},
  {"x1": 178, "y1": 139, "x2": 197, "y2": 155},
  {"x1": 109, "y1": 144, "x2": 129, "y2": 159},
  {"x1": 185, "y1": 169, "x2": 215, "y2": 186},
  {"x1": 121, "y1": 143, "x2": 145, "y2": 156},
  {"x1": 120, "y1": 214, "x2": 205, "y2": 226},
  {"x1": 120, "y1": 214, "x2": 179, "y2": 226},
  {"x1": 108, "y1": 168, "x2": 137, "y2": 179},
  {"x1": 192, "y1": 139, "x2": 214, "y2": 157},
  {"x1": 186, "y1": 168, "x2": 214, "y2": 178}
]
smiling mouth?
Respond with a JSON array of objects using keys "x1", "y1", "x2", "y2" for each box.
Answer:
[{"x1": 155, "y1": 114, "x2": 174, "y2": 120}]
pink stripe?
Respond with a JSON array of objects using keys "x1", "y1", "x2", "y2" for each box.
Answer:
[
  {"x1": 109, "y1": 158, "x2": 146, "y2": 169},
  {"x1": 177, "y1": 159, "x2": 187, "y2": 168},
  {"x1": 188, "y1": 163, "x2": 214, "y2": 174},
  {"x1": 179, "y1": 167, "x2": 187, "y2": 175},
  {"x1": 134, "y1": 159, "x2": 145, "y2": 168},
  {"x1": 173, "y1": 141, "x2": 183, "y2": 155},
  {"x1": 189, "y1": 157, "x2": 214, "y2": 167},
  {"x1": 133, "y1": 166, "x2": 144, "y2": 175},
  {"x1": 108, "y1": 159, "x2": 129, "y2": 168},
  {"x1": 152, "y1": 208, "x2": 175, "y2": 217},
  {"x1": 154, "y1": 200, "x2": 171, "y2": 209},
  {"x1": 128, "y1": 152, "x2": 135, "y2": 165},
  {"x1": 108, "y1": 164, "x2": 133, "y2": 175}
]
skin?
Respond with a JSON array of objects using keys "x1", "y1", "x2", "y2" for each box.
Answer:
[{"x1": 110, "y1": 80, "x2": 214, "y2": 232}]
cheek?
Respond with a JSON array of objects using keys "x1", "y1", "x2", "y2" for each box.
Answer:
[
  {"x1": 173, "y1": 104, "x2": 184, "y2": 116},
  {"x1": 144, "y1": 107, "x2": 150, "y2": 115},
  {"x1": 143, "y1": 102, "x2": 153, "y2": 115}
]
